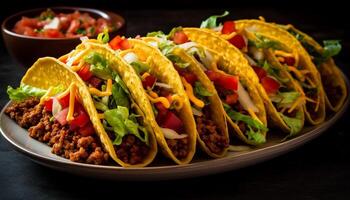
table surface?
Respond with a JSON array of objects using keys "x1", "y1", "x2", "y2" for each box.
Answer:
[{"x1": 0, "y1": 9, "x2": 349, "y2": 200}]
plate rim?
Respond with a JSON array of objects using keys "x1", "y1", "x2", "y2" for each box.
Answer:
[{"x1": 1, "y1": 71, "x2": 349, "y2": 179}]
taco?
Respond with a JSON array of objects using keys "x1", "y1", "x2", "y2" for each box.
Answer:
[
  {"x1": 141, "y1": 36, "x2": 229, "y2": 157},
  {"x1": 107, "y1": 37, "x2": 197, "y2": 164},
  {"x1": 145, "y1": 30, "x2": 268, "y2": 145},
  {"x1": 281, "y1": 24, "x2": 346, "y2": 112},
  {"x1": 58, "y1": 42, "x2": 158, "y2": 167},
  {"x1": 182, "y1": 24, "x2": 305, "y2": 135},
  {"x1": 5, "y1": 57, "x2": 111, "y2": 165}
]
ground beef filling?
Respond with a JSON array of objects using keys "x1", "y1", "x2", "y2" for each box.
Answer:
[
  {"x1": 166, "y1": 138, "x2": 189, "y2": 159},
  {"x1": 109, "y1": 134, "x2": 149, "y2": 165},
  {"x1": 5, "y1": 98, "x2": 109, "y2": 165},
  {"x1": 195, "y1": 110, "x2": 228, "y2": 154}
]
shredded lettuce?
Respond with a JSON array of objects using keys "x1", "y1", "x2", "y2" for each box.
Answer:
[
  {"x1": 200, "y1": 11, "x2": 229, "y2": 28},
  {"x1": 280, "y1": 110, "x2": 303, "y2": 136},
  {"x1": 262, "y1": 61, "x2": 289, "y2": 83},
  {"x1": 7, "y1": 84, "x2": 64, "y2": 101},
  {"x1": 97, "y1": 28, "x2": 109, "y2": 43},
  {"x1": 146, "y1": 31, "x2": 167, "y2": 38},
  {"x1": 84, "y1": 52, "x2": 113, "y2": 80},
  {"x1": 166, "y1": 54, "x2": 190, "y2": 68},
  {"x1": 271, "y1": 91, "x2": 300, "y2": 107},
  {"x1": 130, "y1": 61, "x2": 150, "y2": 74},
  {"x1": 93, "y1": 100, "x2": 109, "y2": 112},
  {"x1": 223, "y1": 103, "x2": 267, "y2": 143},
  {"x1": 111, "y1": 82, "x2": 130, "y2": 109},
  {"x1": 322, "y1": 40, "x2": 341, "y2": 59},
  {"x1": 104, "y1": 106, "x2": 149, "y2": 146},
  {"x1": 250, "y1": 34, "x2": 282, "y2": 50},
  {"x1": 194, "y1": 81, "x2": 212, "y2": 97},
  {"x1": 114, "y1": 74, "x2": 129, "y2": 94}
]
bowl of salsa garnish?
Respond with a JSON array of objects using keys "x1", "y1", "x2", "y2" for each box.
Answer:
[{"x1": 1, "y1": 7, "x2": 125, "y2": 67}]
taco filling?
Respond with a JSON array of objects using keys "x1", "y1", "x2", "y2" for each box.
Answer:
[
  {"x1": 62, "y1": 52, "x2": 150, "y2": 165},
  {"x1": 119, "y1": 49, "x2": 190, "y2": 159},
  {"x1": 286, "y1": 28, "x2": 343, "y2": 107},
  {"x1": 151, "y1": 29, "x2": 267, "y2": 144},
  {"x1": 6, "y1": 84, "x2": 109, "y2": 164}
]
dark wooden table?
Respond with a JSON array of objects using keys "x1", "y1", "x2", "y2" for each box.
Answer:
[{"x1": 0, "y1": 9, "x2": 349, "y2": 199}]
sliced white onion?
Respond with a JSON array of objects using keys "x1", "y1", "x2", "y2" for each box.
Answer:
[
  {"x1": 43, "y1": 17, "x2": 60, "y2": 30},
  {"x1": 80, "y1": 36, "x2": 89, "y2": 43},
  {"x1": 250, "y1": 47, "x2": 264, "y2": 61},
  {"x1": 123, "y1": 52, "x2": 139, "y2": 64},
  {"x1": 52, "y1": 97, "x2": 62, "y2": 117},
  {"x1": 161, "y1": 128, "x2": 188, "y2": 139},
  {"x1": 211, "y1": 25, "x2": 223, "y2": 32},
  {"x1": 66, "y1": 49, "x2": 87, "y2": 67},
  {"x1": 191, "y1": 106, "x2": 203, "y2": 116},
  {"x1": 178, "y1": 42, "x2": 198, "y2": 50},
  {"x1": 154, "y1": 82, "x2": 172, "y2": 89},
  {"x1": 148, "y1": 41, "x2": 158, "y2": 48},
  {"x1": 237, "y1": 81, "x2": 259, "y2": 113},
  {"x1": 244, "y1": 54, "x2": 257, "y2": 66},
  {"x1": 198, "y1": 50, "x2": 213, "y2": 70}
]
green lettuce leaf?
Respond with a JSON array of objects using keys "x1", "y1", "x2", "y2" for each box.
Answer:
[
  {"x1": 93, "y1": 100, "x2": 109, "y2": 112},
  {"x1": 251, "y1": 34, "x2": 282, "y2": 49},
  {"x1": 146, "y1": 31, "x2": 167, "y2": 38},
  {"x1": 280, "y1": 111, "x2": 303, "y2": 136},
  {"x1": 200, "y1": 11, "x2": 229, "y2": 28},
  {"x1": 194, "y1": 81, "x2": 212, "y2": 97},
  {"x1": 111, "y1": 82, "x2": 130, "y2": 109},
  {"x1": 7, "y1": 84, "x2": 64, "y2": 101},
  {"x1": 271, "y1": 91, "x2": 300, "y2": 106},
  {"x1": 223, "y1": 103, "x2": 268, "y2": 143},
  {"x1": 166, "y1": 54, "x2": 190, "y2": 68},
  {"x1": 104, "y1": 106, "x2": 149, "y2": 146},
  {"x1": 130, "y1": 61, "x2": 150, "y2": 74},
  {"x1": 84, "y1": 52, "x2": 113, "y2": 80},
  {"x1": 97, "y1": 28, "x2": 109, "y2": 43},
  {"x1": 114, "y1": 74, "x2": 129, "y2": 94},
  {"x1": 322, "y1": 40, "x2": 341, "y2": 59}
]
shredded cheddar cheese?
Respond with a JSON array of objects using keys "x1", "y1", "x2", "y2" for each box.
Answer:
[
  {"x1": 288, "y1": 66, "x2": 305, "y2": 82},
  {"x1": 98, "y1": 113, "x2": 104, "y2": 119},
  {"x1": 181, "y1": 77, "x2": 205, "y2": 108},
  {"x1": 288, "y1": 96, "x2": 305, "y2": 113},
  {"x1": 259, "y1": 16, "x2": 266, "y2": 22},
  {"x1": 171, "y1": 94, "x2": 184, "y2": 111},
  {"x1": 148, "y1": 90, "x2": 159, "y2": 98},
  {"x1": 277, "y1": 57, "x2": 285, "y2": 63},
  {"x1": 221, "y1": 32, "x2": 237, "y2": 40},
  {"x1": 247, "y1": 108, "x2": 263, "y2": 125},
  {"x1": 141, "y1": 72, "x2": 151, "y2": 80},
  {"x1": 274, "y1": 50, "x2": 294, "y2": 58},
  {"x1": 89, "y1": 79, "x2": 112, "y2": 97},
  {"x1": 146, "y1": 93, "x2": 170, "y2": 108},
  {"x1": 66, "y1": 83, "x2": 77, "y2": 122},
  {"x1": 39, "y1": 87, "x2": 54, "y2": 104}
]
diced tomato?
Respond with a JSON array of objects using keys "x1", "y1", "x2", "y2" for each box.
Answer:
[
  {"x1": 67, "y1": 19, "x2": 80, "y2": 33},
  {"x1": 58, "y1": 93, "x2": 70, "y2": 108},
  {"x1": 252, "y1": 66, "x2": 267, "y2": 81},
  {"x1": 229, "y1": 34, "x2": 246, "y2": 49},
  {"x1": 120, "y1": 39, "x2": 131, "y2": 50},
  {"x1": 221, "y1": 21, "x2": 236, "y2": 34},
  {"x1": 261, "y1": 76, "x2": 280, "y2": 94},
  {"x1": 78, "y1": 122, "x2": 95, "y2": 136},
  {"x1": 159, "y1": 89, "x2": 171, "y2": 98},
  {"x1": 142, "y1": 74, "x2": 157, "y2": 89},
  {"x1": 161, "y1": 111, "x2": 183, "y2": 133},
  {"x1": 155, "y1": 102, "x2": 168, "y2": 124},
  {"x1": 225, "y1": 93, "x2": 239, "y2": 105},
  {"x1": 54, "y1": 107, "x2": 69, "y2": 126},
  {"x1": 182, "y1": 73, "x2": 198, "y2": 85},
  {"x1": 172, "y1": 31, "x2": 189, "y2": 44},
  {"x1": 44, "y1": 98, "x2": 53, "y2": 112},
  {"x1": 42, "y1": 29, "x2": 64, "y2": 38},
  {"x1": 217, "y1": 75, "x2": 238, "y2": 91},
  {"x1": 109, "y1": 36, "x2": 123, "y2": 50},
  {"x1": 88, "y1": 76, "x2": 103, "y2": 89},
  {"x1": 77, "y1": 65, "x2": 93, "y2": 81},
  {"x1": 205, "y1": 70, "x2": 220, "y2": 81},
  {"x1": 70, "y1": 110, "x2": 90, "y2": 130},
  {"x1": 283, "y1": 57, "x2": 296, "y2": 66}
]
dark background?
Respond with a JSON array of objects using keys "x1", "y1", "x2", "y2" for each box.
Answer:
[{"x1": 1, "y1": 1, "x2": 349, "y2": 199}]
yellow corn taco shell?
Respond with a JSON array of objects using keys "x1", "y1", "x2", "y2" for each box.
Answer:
[
  {"x1": 120, "y1": 39, "x2": 197, "y2": 164},
  {"x1": 281, "y1": 25, "x2": 347, "y2": 112},
  {"x1": 183, "y1": 28, "x2": 305, "y2": 137},
  {"x1": 143, "y1": 37, "x2": 229, "y2": 157},
  {"x1": 234, "y1": 20, "x2": 326, "y2": 125},
  {"x1": 59, "y1": 43, "x2": 158, "y2": 167}
]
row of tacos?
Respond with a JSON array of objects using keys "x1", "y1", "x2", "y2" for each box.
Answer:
[{"x1": 6, "y1": 12, "x2": 346, "y2": 167}]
